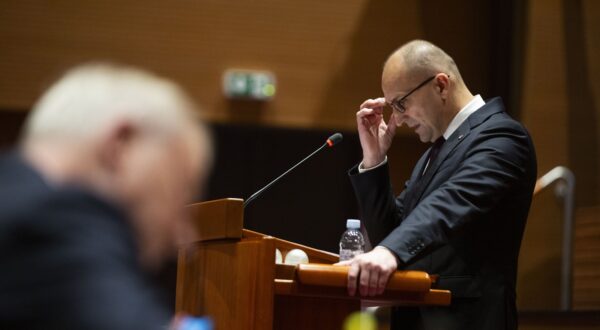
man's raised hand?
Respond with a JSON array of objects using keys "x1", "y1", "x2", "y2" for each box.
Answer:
[{"x1": 356, "y1": 98, "x2": 401, "y2": 169}]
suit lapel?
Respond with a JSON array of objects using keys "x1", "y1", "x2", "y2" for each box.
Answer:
[
  {"x1": 406, "y1": 125, "x2": 471, "y2": 211},
  {"x1": 403, "y1": 152, "x2": 429, "y2": 210},
  {"x1": 404, "y1": 97, "x2": 506, "y2": 212}
]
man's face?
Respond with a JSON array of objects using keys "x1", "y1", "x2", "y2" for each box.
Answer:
[
  {"x1": 117, "y1": 130, "x2": 204, "y2": 269},
  {"x1": 382, "y1": 70, "x2": 444, "y2": 143}
]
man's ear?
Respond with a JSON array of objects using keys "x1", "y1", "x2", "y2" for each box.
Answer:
[
  {"x1": 435, "y1": 73, "x2": 450, "y2": 99},
  {"x1": 98, "y1": 121, "x2": 136, "y2": 173}
]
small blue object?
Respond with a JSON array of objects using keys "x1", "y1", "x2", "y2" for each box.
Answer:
[{"x1": 176, "y1": 316, "x2": 213, "y2": 330}]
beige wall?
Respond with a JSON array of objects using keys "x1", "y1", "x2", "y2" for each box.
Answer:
[
  {"x1": 0, "y1": 0, "x2": 493, "y2": 132},
  {"x1": 518, "y1": 0, "x2": 569, "y2": 310},
  {"x1": 2, "y1": 0, "x2": 599, "y2": 313},
  {"x1": 580, "y1": 0, "x2": 600, "y2": 206},
  {"x1": 518, "y1": 0, "x2": 600, "y2": 310}
]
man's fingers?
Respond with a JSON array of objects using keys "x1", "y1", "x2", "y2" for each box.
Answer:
[
  {"x1": 377, "y1": 270, "x2": 391, "y2": 295},
  {"x1": 334, "y1": 260, "x2": 352, "y2": 266},
  {"x1": 384, "y1": 117, "x2": 398, "y2": 139},
  {"x1": 360, "y1": 97, "x2": 386, "y2": 110},
  {"x1": 347, "y1": 262, "x2": 360, "y2": 296},
  {"x1": 368, "y1": 268, "x2": 380, "y2": 296},
  {"x1": 356, "y1": 108, "x2": 384, "y2": 122},
  {"x1": 357, "y1": 109, "x2": 384, "y2": 138},
  {"x1": 387, "y1": 112, "x2": 403, "y2": 134},
  {"x1": 359, "y1": 266, "x2": 371, "y2": 297},
  {"x1": 356, "y1": 107, "x2": 374, "y2": 117}
]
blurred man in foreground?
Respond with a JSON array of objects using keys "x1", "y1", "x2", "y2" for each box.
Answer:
[{"x1": 0, "y1": 63, "x2": 212, "y2": 329}]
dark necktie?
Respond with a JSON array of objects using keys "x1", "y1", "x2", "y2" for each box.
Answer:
[{"x1": 421, "y1": 136, "x2": 445, "y2": 176}]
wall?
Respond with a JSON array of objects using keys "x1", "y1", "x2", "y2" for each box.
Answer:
[
  {"x1": 0, "y1": 0, "x2": 511, "y2": 132},
  {"x1": 0, "y1": 0, "x2": 516, "y2": 251},
  {"x1": 518, "y1": 0, "x2": 600, "y2": 310},
  {"x1": 5, "y1": 0, "x2": 600, "y2": 315},
  {"x1": 518, "y1": 0, "x2": 569, "y2": 310}
]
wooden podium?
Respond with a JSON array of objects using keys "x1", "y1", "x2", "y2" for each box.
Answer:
[{"x1": 176, "y1": 199, "x2": 450, "y2": 330}]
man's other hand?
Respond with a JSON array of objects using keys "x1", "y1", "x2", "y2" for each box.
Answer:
[{"x1": 335, "y1": 246, "x2": 398, "y2": 297}]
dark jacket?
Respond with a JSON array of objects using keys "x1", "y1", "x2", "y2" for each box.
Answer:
[
  {"x1": 0, "y1": 152, "x2": 170, "y2": 330},
  {"x1": 350, "y1": 98, "x2": 537, "y2": 330}
]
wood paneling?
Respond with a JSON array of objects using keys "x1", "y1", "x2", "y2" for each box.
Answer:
[
  {"x1": 518, "y1": 0, "x2": 600, "y2": 207},
  {"x1": 518, "y1": 0, "x2": 569, "y2": 309},
  {"x1": 178, "y1": 199, "x2": 451, "y2": 330},
  {"x1": 518, "y1": 189, "x2": 564, "y2": 310},
  {"x1": 520, "y1": 0, "x2": 569, "y2": 175},
  {"x1": 564, "y1": 0, "x2": 600, "y2": 207},
  {"x1": 579, "y1": 0, "x2": 600, "y2": 207},
  {"x1": 519, "y1": 196, "x2": 600, "y2": 311},
  {"x1": 573, "y1": 206, "x2": 600, "y2": 310},
  {"x1": 273, "y1": 295, "x2": 358, "y2": 330},
  {"x1": 5, "y1": 0, "x2": 600, "y2": 318},
  {"x1": 176, "y1": 238, "x2": 276, "y2": 329},
  {"x1": 517, "y1": 0, "x2": 600, "y2": 313},
  {"x1": 0, "y1": 0, "x2": 506, "y2": 131}
]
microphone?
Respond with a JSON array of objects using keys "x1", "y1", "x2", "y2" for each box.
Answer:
[{"x1": 243, "y1": 133, "x2": 343, "y2": 208}]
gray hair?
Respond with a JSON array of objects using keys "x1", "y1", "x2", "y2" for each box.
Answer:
[{"x1": 22, "y1": 63, "x2": 200, "y2": 144}]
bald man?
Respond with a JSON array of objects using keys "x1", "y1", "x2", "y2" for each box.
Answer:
[
  {"x1": 0, "y1": 64, "x2": 212, "y2": 329},
  {"x1": 341, "y1": 40, "x2": 537, "y2": 329}
]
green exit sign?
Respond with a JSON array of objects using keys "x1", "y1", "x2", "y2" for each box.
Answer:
[{"x1": 223, "y1": 69, "x2": 276, "y2": 100}]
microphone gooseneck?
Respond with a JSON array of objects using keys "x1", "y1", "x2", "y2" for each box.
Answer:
[{"x1": 243, "y1": 133, "x2": 343, "y2": 208}]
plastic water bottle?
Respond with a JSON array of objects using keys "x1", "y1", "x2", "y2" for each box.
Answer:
[{"x1": 339, "y1": 219, "x2": 365, "y2": 262}]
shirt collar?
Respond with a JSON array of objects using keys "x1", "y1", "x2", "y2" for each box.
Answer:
[{"x1": 443, "y1": 94, "x2": 485, "y2": 140}]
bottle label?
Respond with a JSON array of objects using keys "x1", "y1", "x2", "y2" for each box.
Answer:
[{"x1": 339, "y1": 249, "x2": 364, "y2": 262}]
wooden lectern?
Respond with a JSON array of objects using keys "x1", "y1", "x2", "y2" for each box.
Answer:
[{"x1": 176, "y1": 199, "x2": 450, "y2": 330}]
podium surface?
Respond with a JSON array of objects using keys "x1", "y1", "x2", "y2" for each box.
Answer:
[{"x1": 176, "y1": 199, "x2": 450, "y2": 330}]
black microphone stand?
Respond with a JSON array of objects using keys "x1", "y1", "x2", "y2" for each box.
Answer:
[{"x1": 243, "y1": 133, "x2": 342, "y2": 208}]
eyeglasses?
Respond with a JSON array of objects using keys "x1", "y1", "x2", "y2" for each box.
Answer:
[{"x1": 388, "y1": 75, "x2": 441, "y2": 113}]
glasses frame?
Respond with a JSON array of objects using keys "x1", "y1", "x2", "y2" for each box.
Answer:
[{"x1": 388, "y1": 75, "x2": 448, "y2": 113}]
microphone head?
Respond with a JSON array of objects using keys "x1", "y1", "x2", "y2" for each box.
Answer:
[{"x1": 326, "y1": 133, "x2": 343, "y2": 147}]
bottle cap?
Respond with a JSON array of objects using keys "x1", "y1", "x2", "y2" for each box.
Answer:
[{"x1": 346, "y1": 219, "x2": 361, "y2": 229}]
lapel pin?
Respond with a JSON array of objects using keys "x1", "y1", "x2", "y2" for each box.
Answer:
[{"x1": 458, "y1": 134, "x2": 464, "y2": 140}]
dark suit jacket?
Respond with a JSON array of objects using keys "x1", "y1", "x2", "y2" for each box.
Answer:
[
  {"x1": 349, "y1": 98, "x2": 537, "y2": 330},
  {"x1": 0, "y1": 152, "x2": 170, "y2": 330}
]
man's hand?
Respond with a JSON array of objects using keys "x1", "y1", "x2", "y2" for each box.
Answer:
[
  {"x1": 335, "y1": 246, "x2": 399, "y2": 297},
  {"x1": 356, "y1": 98, "x2": 402, "y2": 168}
]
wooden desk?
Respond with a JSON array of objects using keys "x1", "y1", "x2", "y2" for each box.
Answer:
[{"x1": 176, "y1": 199, "x2": 450, "y2": 330}]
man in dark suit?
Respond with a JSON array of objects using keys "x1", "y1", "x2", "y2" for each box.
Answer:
[
  {"x1": 0, "y1": 64, "x2": 213, "y2": 329},
  {"x1": 338, "y1": 40, "x2": 537, "y2": 329}
]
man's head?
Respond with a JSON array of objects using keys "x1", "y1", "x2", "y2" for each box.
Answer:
[
  {"x1": 21, "y1": 63, "x2": 212, "y2": 269},
  {"x1": 382, "y1": 40, "x2": 472, "y2": 143}
]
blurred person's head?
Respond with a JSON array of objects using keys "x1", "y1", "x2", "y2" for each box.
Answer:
[{"x1": 20, "y1": 63, "x2": 212, "y2": 270}]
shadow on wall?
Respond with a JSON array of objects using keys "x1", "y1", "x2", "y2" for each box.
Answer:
[
  {"x1": 312, "y1": 0, "x2": 418, "y2": 128},
  {"x1": 564, "y1": 0, "x2": 599, "y2": 207},
  {"x1": 315, "y1": 0, "x2": 519, "y2": 128}
]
